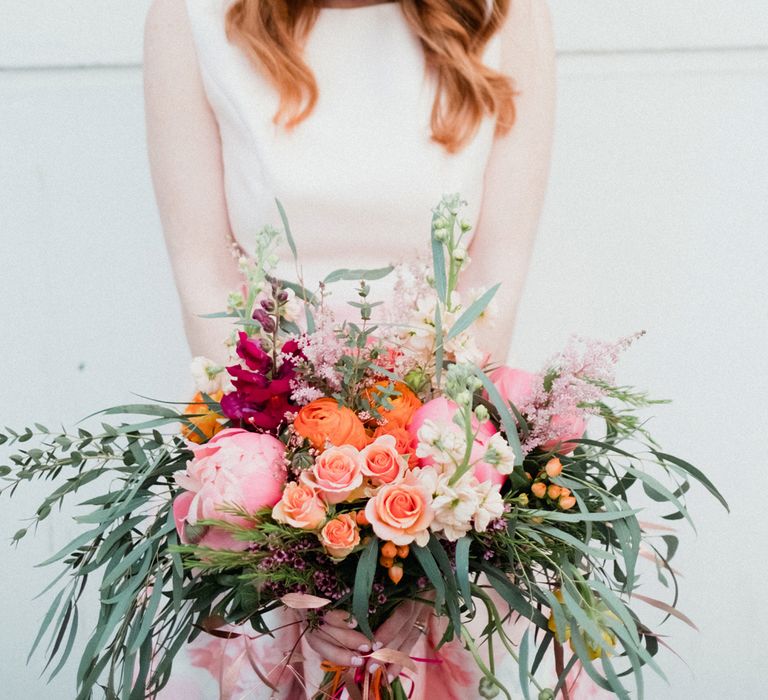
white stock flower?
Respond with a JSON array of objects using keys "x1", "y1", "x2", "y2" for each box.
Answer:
[
  {"x1": 190, "y1": 356, "x2": 233, "y2": 395},
  {"x1": 446, "y1": 332, "x2": 484, "y2": 366},
  {"x1": 430, "y1": 472, "x2": 481, "y2": 542},
  {"x1": 416, "y1": 419, "x2": 466, "y2": 469},
  {"x1": 473, "y1": 481, "x2": 505, "y2": 532},
  {"x1": 482, "y1": 433, "x2": 517, "y2": 475},
  {"x1": 281, "y1": 288, "x2": 304, "y2": 324}
]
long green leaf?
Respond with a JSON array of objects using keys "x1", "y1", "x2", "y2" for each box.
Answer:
[
  {"x1": 352, "y1": 538, "x2": 378, "y2": 639},
  {"x1": 412, "y1": 543, "x2": 446, "y2": 613},
  {"x1": 651, "y1": 450, "x2": 729, "y2": 512},
  {"x1": 275, "y1": 198, "x2": 298, "y2": 261},
  {"x1": 431, "y1": 223, "x2": 447, "y2": 303},
  {"x1": 28, "y1": 587, "x2": 65, "y2": 662},
  {"x1": 518, "y1": 629, "x2": 531, "y2": 700},
  {"x1": 454, "y1": 536, "x2": 473, "y2": 613},
  {"x1": 471, "y1": 366, "x2": 523, "y2": 465},
  {"x1": 323, "y1": 266, "x2": 394, "y2": 284},
  {"x1": 446, "y1": 284, "x2": 500, "y2": 340}
]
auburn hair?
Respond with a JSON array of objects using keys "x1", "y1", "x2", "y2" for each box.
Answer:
[{"x1": 224, "y1": 1, "x2": 516, "y2": 153}]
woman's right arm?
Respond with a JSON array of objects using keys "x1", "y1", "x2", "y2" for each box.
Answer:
[{"x1": 144, "y1": 0, "x2": 242, "y2": 362}]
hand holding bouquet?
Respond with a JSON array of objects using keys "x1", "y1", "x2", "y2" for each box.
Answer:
[{"x1": 1, "y1": 196, "x2": 727, "y2": 699}]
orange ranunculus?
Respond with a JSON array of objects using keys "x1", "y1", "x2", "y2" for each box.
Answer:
[
  {"x1": 373, "y1": 423, "x2": 418, "y2": 468},
  {"x1": 372, "y1": 382, "x2": 422, "y2": 428},
  {"x1": 293, "y1": 398, "x2": 368, "y2": 450},
  {"x1": 181, "y1": 391, "x2": 224, "y2": 444}
]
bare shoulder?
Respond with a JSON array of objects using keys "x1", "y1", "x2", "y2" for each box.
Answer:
[
  {"x1": 144, "y1": 0, "x2": 195, "y2": 61},
  {"x1": 498, "y1": 0, "x2": 555, "y2": 58}
]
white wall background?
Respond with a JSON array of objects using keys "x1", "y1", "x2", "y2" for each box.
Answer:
[{"x1": 1, "y1": 1, "x2": 766, "y2": 698}]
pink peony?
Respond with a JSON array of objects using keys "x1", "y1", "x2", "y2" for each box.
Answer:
[
  {"x1": 490, "y1": 367, "x2": 537, "y2": 410},
  {"x1": 541, "y1": 413, "x2": 587, "y2": 455},
  {"x1": 173, "y1": 428, "x2": 287, "y2": 550},
  {"x1": 407, "y1": 398, "x2": 505, "y2": 487}
]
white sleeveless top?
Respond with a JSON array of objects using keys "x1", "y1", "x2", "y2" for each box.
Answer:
[{"x1": 185, "y1": 0, "x2": 501, "y2": 301}]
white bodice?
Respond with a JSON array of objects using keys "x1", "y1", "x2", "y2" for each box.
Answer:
[{"x1": 185, "y1": 0, "x2": 501, "y2": 300}]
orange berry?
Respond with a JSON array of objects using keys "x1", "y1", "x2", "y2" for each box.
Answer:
[
  {"x1": 381, "y1": 541, "x2": 397, "y2": 559},
  {"x1": 355, "y1": 510, "x2": 370, "y2": 526},
  {"x1": 547, "y1": 484, "x2": 562, "y2": 500},
  {"x1": 388, "y1": 563, "x2": 404, "y2": 584},
  {"x1": 531, "y1": 482, "x2": 547, "y2": 499},
  {"x1": 379, "y1": 556, "x2": 395, "y2": 569},
  {"x1": 396, "y1": 545, "x2": 410, "y2": 559},
  {"x1": 559, "y1": 488, "x2": 571, "y2": 498},
  {"x1": 559, "y1": 496, "x2": 576, "y2": 510},
  {"x1": 545, "y1": 458, "x2": 563, "y2": 478}
]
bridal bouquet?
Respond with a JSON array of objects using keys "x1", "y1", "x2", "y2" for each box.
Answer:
[{"x1": 1, "y1": 196, "x2": 726, "y2": 700}]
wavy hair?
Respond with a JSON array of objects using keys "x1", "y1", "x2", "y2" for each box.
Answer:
[{"x1": 225, "y1": 1, "x2": 516, "y2": 152}]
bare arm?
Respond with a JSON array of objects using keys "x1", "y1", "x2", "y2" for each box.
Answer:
[
  {"x1": 460, "y1": 0, "x2": 557, "y2": 363},
  {"x1": 144, "y1": 0, "x2": 242, "y2": 362}
]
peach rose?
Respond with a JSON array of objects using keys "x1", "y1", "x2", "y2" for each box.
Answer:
[
  {"x1": 360, "y1": 434, "x2": 406, "y2": 485},
  {"x1": 364, "y1": 471, "x2": 434, "y2": 546},
  {"x1": 373, "y1": 423, "x2": 418, "y2": 468},
  {"x1": 373, "y1": 382, "x2": 423, "y2": 428},
  {"x1": 181, "y1": 391, "x2": 224, "y2": 444},
  {"x1": 293, "y1": 398, "x2": 368, "y2": 450},
  {"x1": 307, "y1": 445, "x2": 364, "y2": 504},
  {"x1": 272, "y1": 482, "x2": 327, "y2": 530},
  {"x1": 319, "y1": 513, "x2": 360, "y2": 559}
]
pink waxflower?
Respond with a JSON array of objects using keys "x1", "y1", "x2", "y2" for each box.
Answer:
[{"x1": 173, "y1": 428, "x2": 287, "y2": 550}]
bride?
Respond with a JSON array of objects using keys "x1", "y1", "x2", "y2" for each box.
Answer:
[{"x1": 144, "y1": 1, "x2": 595, "y2": 698}]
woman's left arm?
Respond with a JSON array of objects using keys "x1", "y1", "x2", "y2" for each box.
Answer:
[{"x1": 460, "y1": 0, "x2": 557, "y2": 363}]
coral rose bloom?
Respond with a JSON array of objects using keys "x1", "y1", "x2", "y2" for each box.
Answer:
[
  {"x1": 307, "y1": 445, "x2": 364, "y2": 504},
  {"x1": 365, "y1": 472, "x2": 434, "y2": 546},
  {"x1": 272, "y1": 482, "x2": 327, "y2": 530},
  {"x1": 293, "y1": 398, "x2": 368, "y2": 450},
  {"x1": 360, "y1": 434, "x2": 406, "y2": 485},
  {"x1": 373, "y1": 424, "x2": 417, "y2": 468},
  {"x1": 319, "y1": 513, "x2": 360, "y2": 559},
  {"x1": 373, "y1": 382, "x2": 422, "y2": 428}
]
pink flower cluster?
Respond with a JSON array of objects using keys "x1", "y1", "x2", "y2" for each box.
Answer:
[
  {"x1": 172, "y1": 428, "x2": 287, "y2": 550},
  {"x1": 494, "y1": 333, "x2": 643, "y2": 454}
]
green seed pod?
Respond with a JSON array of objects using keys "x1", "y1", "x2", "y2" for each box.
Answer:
[{"x1": 478, "y1": 677, "x2": 500, "y2": 698}]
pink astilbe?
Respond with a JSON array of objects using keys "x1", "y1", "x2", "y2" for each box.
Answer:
[
  {"x1": 519, "y1": 333, "x2": 644, "y2": 454},
  {"x1": 290, "y1": 308, "x2": 345, "y2": 405}
]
